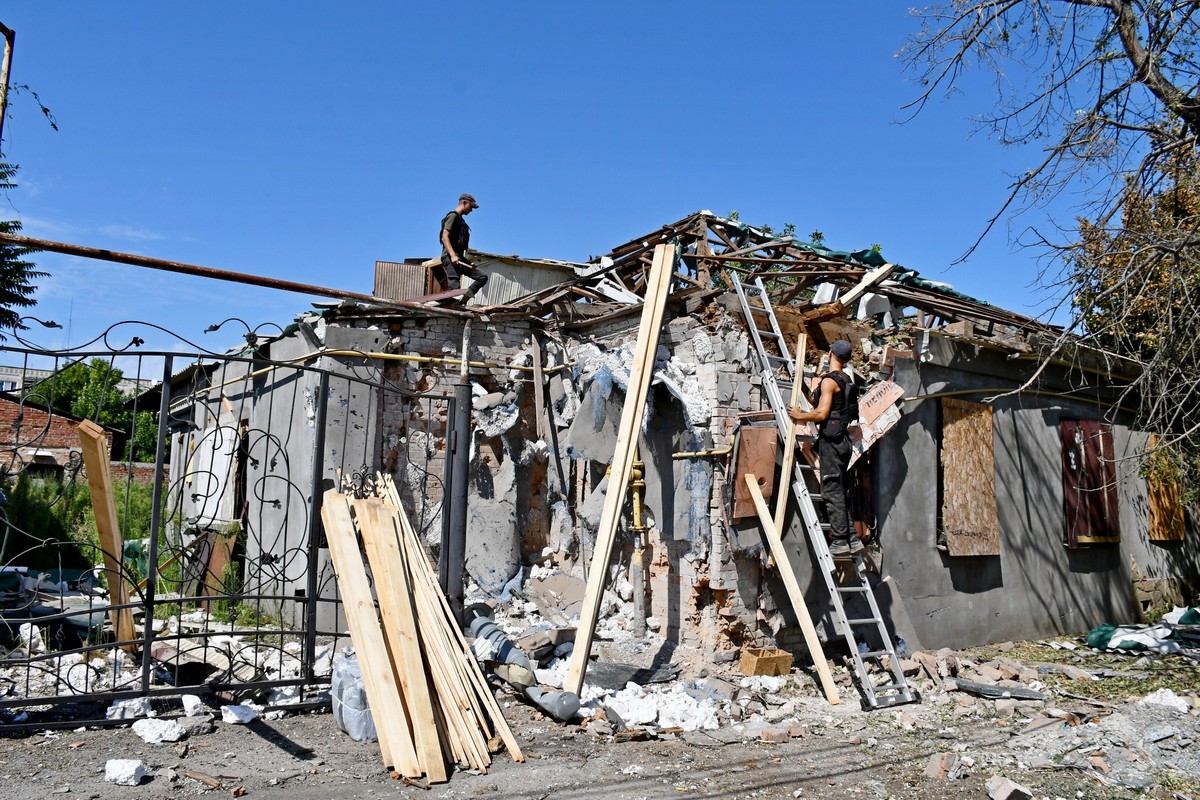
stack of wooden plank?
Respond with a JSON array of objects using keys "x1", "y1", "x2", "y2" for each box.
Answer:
[{"x1": 321, "y1": 484, "x2": 523, "y2": 782}]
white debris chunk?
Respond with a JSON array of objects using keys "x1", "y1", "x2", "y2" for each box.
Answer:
[
  {"x1": 181, "y1": 694, "x2": 205, "y2": 716},
  {"x1": 221, "y1": 703, "x2": 262, "y2": 724},
  {"x1": 105, "y1": 759, "x2": 147, "y2": 786},
  {"x1": 132, "y1": 717, "x2": 187, "y2": 744},
  {"x1": 106, "y1": 697, "x2": 155, "y2": 720},
  {"x1": 1139, "y1": 688, "x2": 1191, "y2": 714}
]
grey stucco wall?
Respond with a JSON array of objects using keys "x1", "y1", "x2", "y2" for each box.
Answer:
[{"x1": 875, "y1": 339, "x2": 1200, "y2": 650}]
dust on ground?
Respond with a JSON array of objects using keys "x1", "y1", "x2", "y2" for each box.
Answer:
[{"x1": 4, "y1": 634, "x2": 1199, "y2": 800}]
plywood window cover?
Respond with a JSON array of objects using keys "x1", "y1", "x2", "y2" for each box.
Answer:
[
  {"x1": 1146, "y1": 434, "x2": 1186, "y2": 542},
  {"x1": 939, "y1": 398, "x2": 1001, "y2": 556}
]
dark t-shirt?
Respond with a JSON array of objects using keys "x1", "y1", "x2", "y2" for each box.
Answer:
[{"x1": 440, "y1": 211, "x2": 470, "y2": 260}]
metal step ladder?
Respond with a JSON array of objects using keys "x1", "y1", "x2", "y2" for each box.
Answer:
[{"x1": 731, "y1": 273, "x2": 916, "y2": 710}]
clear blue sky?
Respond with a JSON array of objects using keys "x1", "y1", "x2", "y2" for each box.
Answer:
[{"x1": 1, "y1": 3, "x2": 1066, "y2": 358}]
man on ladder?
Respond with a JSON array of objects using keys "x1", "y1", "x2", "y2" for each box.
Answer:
[{"x1": 788, "y1": 339, "x2": 861, "y2": 558}]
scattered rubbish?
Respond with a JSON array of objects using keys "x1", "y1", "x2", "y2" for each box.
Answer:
[
  {"x1": 104, "y1": 759, "x2": 147, "y2": 786},
  {"x1": 985, "y1": 775, "x2": 1032, "y2": 800},
  {"x1": 331, "y1": 648, "x2": 377, "y2": 743},
  {"x1": 945, "y1": 678, "x2": 1048, "y2": 701}
]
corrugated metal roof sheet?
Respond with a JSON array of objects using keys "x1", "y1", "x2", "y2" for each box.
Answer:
[
  {"x1": 375, "y1": 260, "x2": 430, "y2": 301},
  {"x1": 465, "y1": 255, "x2": 576, "y2": 307}
]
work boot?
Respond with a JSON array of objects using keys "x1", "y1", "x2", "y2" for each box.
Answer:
[{"x1": 829, "y1": 536, "x2": 864, "y2": 558}]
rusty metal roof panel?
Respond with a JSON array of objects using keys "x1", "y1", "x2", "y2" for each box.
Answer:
[{"x1": 375, "y1": 260, "x2": 429, "y2": 301}]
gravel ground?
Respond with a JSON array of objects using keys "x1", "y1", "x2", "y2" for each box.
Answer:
[{"x1": 4, "y1": 649, "x2": 1199, "y2": 800}]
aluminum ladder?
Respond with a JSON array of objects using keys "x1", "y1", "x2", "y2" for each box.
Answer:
[{"x1": 731, "y1": 273, "x2": 916, "y2": 710}]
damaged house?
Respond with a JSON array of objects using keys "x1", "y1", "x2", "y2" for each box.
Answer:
[{"x1": 166, "y1": 211, "x2": 1200, "y2": 673}]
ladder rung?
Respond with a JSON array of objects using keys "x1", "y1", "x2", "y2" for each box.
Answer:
[
  {"x1": 845, "y1": 617, "x2": 882, "y2": 626},
  {"x1": 836, "y1": 585, "x2": 871, "y2": 594},
  {"x1": 857, "y1": 649, "x2": 890, "y2": 659},
  {"x1": 870, "y1": 683, "x2": 906, "y2": 693}
]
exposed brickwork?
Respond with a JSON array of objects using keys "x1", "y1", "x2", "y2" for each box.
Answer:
[{"x1": 0, "y1": 396, "x2": 113, "y2": 475}]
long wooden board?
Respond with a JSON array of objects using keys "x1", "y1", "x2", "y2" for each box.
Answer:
[
  {"x1": 379, "y1": 474, "x2": 525, "y2": 763},
  {"x1": 773, "y1": 333, "x2": 808, "y2": 535},
  {"x1": 320, "y1": 491, "x2": 420, "y2": 776},
  {"x1": 354, "y1": 498, "x2": 447, "y2": 783},
  {"x1": 76, "y1": 421, "x2": 137, "y2": 651},
  {"x1": 745, "y1": 473, "x2": 840, "y2": 705},
  {"x1": 566, "y1": 243, "x2": 676, "y2": 695}
]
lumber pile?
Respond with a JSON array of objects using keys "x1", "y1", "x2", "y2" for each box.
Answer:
[{"x1": 320, "y1": 483, "x2": 523, "y2": 783}]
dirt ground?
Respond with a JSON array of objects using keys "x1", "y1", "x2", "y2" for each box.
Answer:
[{"x1": 5, "y1": 641, "x2": 1200, "y2": 800}]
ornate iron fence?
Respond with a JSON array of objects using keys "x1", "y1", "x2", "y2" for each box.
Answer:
[{"x1": 0, "y1": 338, "x2": 451, "y2": 728}]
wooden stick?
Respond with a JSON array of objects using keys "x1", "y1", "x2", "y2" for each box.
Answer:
[
  {"x1": 744, "y1": 474, "x2": 841, "y2": 705},
  {"x1": 320, "y1": 491, "x2": 420, "y2": 774},
  {"x1": 773, "y1": 333, "x2": 808, "y2": 537},
  {"x1": 354, "y1": 499, "x2": 447, "y2": 783},
  {"x1": 76, "y1": 421, "x2": 137, "y2": 651},
  {"x1": 565, "y1": 243, "x2": 675, "y2": 695}
]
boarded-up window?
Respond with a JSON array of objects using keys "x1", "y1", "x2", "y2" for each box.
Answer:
[
  {"x1": 1060, "y1": 419, "x2": 1120, "y2": 547},
  {"x1": 939, "y1": 398, "x2": 1000, "y2": 556},
  {"x1": 1146, "y1": 434, "x2": 1186, "y2": 542}
]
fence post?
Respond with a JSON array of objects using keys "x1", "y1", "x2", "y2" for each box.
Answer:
[
  {"x1": 303, "y1": 370, "x2": 329, "y2": 683},
  {"x1": 140, "y1": 355, "x2": 173, "y2": 692}
]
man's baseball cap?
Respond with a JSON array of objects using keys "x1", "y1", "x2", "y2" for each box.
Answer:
[
  {"x1": 829, "y1": 340, "x2": 853, "y2": 360},
  {"x1": 460, "y1": 193, "x2": 480, "y2": 208}
]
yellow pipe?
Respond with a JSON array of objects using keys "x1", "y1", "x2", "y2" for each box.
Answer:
[{"x1": 672, "y1": 444, "x2": 734, "y2": 460}]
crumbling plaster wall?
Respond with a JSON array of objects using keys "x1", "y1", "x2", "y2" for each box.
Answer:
[
  {"x1": 376, "y1": 314, "x2": 540, "y2": 597},
  {"x1": 545, "y1": 303, "x2": 791, "y2": 660},
  {"x1": 875, "y1": 334, "x2": 1200, "y2": 651}
]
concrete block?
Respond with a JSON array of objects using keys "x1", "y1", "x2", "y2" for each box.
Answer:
[
  {"x1": 132, "y1": 718, "x2": 187, "y2": 744},
  {"x1": 985, "y1": 776, "x2": 1033, "y2": 800},
  {"x1": 105, "y1": 759, "x2": 148, "y2": 786},
  {"x1": 924, "y1": 752, "x2": 960, "y2": 780},
  {"x1": 760, "y1": 727, "x2": 790, "y2": 744}
]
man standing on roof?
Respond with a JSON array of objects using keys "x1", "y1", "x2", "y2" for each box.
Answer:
[
  {"x1": 788, "y1": 339, "x2": 861, "y2": 558},
  {"x1": 437, "y1": 193, "x2": 489, "y2": 302}
]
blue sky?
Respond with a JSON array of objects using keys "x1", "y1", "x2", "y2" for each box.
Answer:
[{"x1": 1, "y1": 3, "x2": 1068, "y2": 359}]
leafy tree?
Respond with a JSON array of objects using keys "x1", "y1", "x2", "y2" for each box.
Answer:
[
  {"x1": 0, "y1": 162, "x2": 46, "y2": 338},
  {"x1": 30, "y1": 358, "x2": 164, "y2": 462},
  {"x1": 902, "y1": 1, "x2": 1200, "y2": 484}
]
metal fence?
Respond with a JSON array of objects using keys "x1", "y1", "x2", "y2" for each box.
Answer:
[{"x1": 0, "y1": 338, "x2": 452, "y2": 728}]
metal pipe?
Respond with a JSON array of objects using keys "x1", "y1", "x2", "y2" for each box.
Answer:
[
  {"x1": 629, "y1": 450, "x2": 647, "y2": 638},
  {"x1": 671, "y1": 444, "x2": 734, "y2": 459},
  {"x1": 304, "y1": 371, "x2": 330, "y2": 682},
  {"x1": 437, "y1": 392, "x2": 456, "y2": 595},
  {"x1": 139, "y1": 355, "x2": 173, "y2": 692},
  {"x1": 445, "y1": 321, "x2": 473, "y2": 626},
  {"x1": 0, "y1": 232, "x2": 472, "y2": 318},
  {"x1": 0, "y1": 23, "x2": 14, "y2": 150}
]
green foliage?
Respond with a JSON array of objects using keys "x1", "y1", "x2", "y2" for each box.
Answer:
[
  {"x1": 0, "y1": 163, "x2": 48, "y2": 338},
  {"x1": 0, "y1": 475, "x2": 91, "y2": 571},
  {"x1": 31, "y1": 359, "x2": 165, "y2": 462}
]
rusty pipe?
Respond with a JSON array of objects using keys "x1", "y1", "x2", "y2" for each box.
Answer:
[{"x1": 0, "y1": 232, "x2": 473, "y2": 318}]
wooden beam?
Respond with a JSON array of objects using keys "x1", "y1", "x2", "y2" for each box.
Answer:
[
  {"x1": 320, "y1": 491, "x2": 420, "y2": 775},
  {"x1": 530, "y1": 334, "x2": 548, "y2": 442},
  {"x1": 773, "y1": 334, "x2": 809, "y2": 536},
  {"x1": 744, "y1": 474, "x2": 841, "y2": 705},
  {"x1": 76, "y1": 421, "x2": 137, "y2": 651},
  {"x1": 838, "y1": 262, "x2": 896, "y2": 309},
  {"x1": 565, "y1": 243, "x2": 675, "y2": 696}
]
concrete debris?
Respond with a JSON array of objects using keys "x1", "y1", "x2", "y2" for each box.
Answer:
[
  {"x1": 985, "y1": 775, "x2": 1033, "y2": 800},
  {"x1": 104, "y1": 759, "x2": 147, "y2": 786},
  {"x1": 132, "y1": 717, "x2": 188, "y2": 744},
  {"x1": 106, "y1": 697, "x2": 155, "y2": 720},
  {"x1": 1139, "y1": 687, "x2": 1192, "y2": 714},
  {"x1": 181, "y1": 694, "x2": 206, "y2": 716},
  {"x1": 221, "y1": 703, "x2": 262, "y2": 725},
  {"x1": 924, "y1": 751, "x2": 961, "y2": 780},
  {"x1": 177, "y1": 714, "x2": 217, "y2": 737}
]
